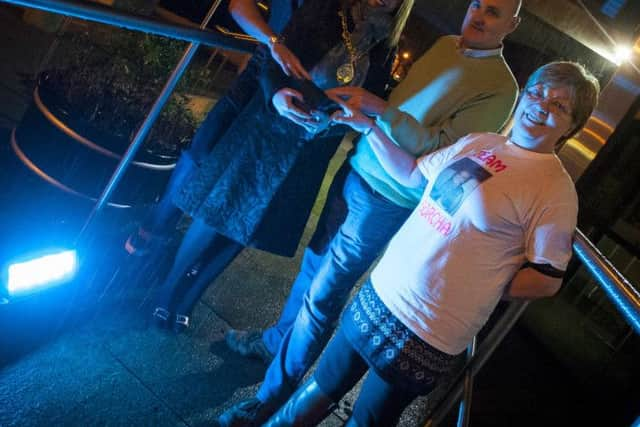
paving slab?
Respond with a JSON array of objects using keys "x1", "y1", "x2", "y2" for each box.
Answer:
[{"x1": 0, "y1": 325, "x2": 186, "y2": 427}]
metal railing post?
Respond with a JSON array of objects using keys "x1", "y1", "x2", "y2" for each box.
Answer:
[
  {"x1": 424, "y1": 302, "x2": 529, "y2": 427},
  {"x1": 424, "y1": 226, "x2": 640, "y2": 426},
  {"x1": 75, "y1": 0, "x2": 224, "y2": 239},
  {"x1": 0, "y1": 0, "x2": 254, "y2": 51},
  {"x1": 3, "y1": 0, "x2": 258, "y2": 240},
  {"x1": 573, "y1": 228, "x2": 640, "y2": 335},
  {"x1": 455, "y1": 337, "x2": 477, "y2": 427}
]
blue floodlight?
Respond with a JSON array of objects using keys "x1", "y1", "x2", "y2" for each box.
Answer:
[{"x1": 7, "y1": 250, "x2": 78, "y2": 296}]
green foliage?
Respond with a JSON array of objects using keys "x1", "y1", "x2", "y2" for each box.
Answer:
[{"x1": 43, "y1": 25, "x2": 203, "y2": 154}]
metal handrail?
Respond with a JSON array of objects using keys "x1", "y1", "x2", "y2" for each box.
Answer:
[
  {"x1": 456, "y1": 337, "x2": 477, "y2": 427},
  {"x1": 0, "y1": 0, "x2": 255, "y2": 53},
  {"x1": 10, "y1": 129, "x2": 131, "y2": 208},
  {"x1": 76, "y1": 0, "x2": 225, "y2": 238},
  {"x1": 573, "y1": 228, "x2": 640, "y2": 334},
  {"x1": 33, "y1": 86, "x2": 175, "y2": 171},
  {"x1": 425, "y1": 302, "x2": 529, "y2": 427},
  {"x1": 431, "y1": 226, "x2": 640, "y2": 426},
  {"x1": 2, "y1": 0, "x2": 258, "y2": 239}
]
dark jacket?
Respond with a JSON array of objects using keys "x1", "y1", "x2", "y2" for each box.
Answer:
[{"x1": 174, "y1": 0, "x2": 394, "y2": 257}]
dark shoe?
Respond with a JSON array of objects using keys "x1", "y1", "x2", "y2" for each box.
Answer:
[
  {"x1": 225, "y1": 329, "x2": 274, "y2": 364},
  {"x1": 263, "y1": 379, "x2": 336, "y2": 426},
  {"x1": 173, "y1": 314, "x2": 190, "y2": 333},
  {"x1": 217, "y1": 397, "x2": 277, "y2": 427},
  {"x1": 152, "y1": 307, "x2": 171, "y2": 329}
]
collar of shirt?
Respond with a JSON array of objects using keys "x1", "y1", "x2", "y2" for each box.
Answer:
[{"x1": 455, "y1": 36, "x2": 503, "y2": 58}]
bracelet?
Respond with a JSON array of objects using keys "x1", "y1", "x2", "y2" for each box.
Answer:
[
  {"x1": 363, "y1": 119, "x2": 375, "y2": 136},
  {"x1": 267, "y1": 34, "x2": 284, "y2": 48}
]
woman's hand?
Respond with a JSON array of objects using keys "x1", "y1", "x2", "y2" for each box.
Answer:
[
  {"x1": 330, "y1": 94, "x2": 425, "y2": 188},
  {"x1": 326, "y1": 86, "x2": 387, "y2": 116},
  {"x1": 272, "y1": 88, "x2": 323, "y2": 133},
  {"x1": 270, "y1": 42, "x2": 310, "y2": 80},
  {"x1": 329, "y1": 94, "x2": 376, "y2": 134}
]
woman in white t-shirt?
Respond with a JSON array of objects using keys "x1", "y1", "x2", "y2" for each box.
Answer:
[{"x1": 260, "y1": 61, "x2": 600, "y2": 427}]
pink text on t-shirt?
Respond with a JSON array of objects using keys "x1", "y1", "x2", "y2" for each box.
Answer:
[
  {"x1": 418, "y1": 200, "x2": 453, "y2": 236},
  {"x1": 475, "y1": 150, "x2": 508, "y2": 173}
]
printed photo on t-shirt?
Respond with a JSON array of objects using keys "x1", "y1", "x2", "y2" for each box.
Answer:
[{"x1": 429, "y1": 157, "x2": 492, "y2": 216}]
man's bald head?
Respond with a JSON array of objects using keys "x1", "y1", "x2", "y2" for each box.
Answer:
[{"x1": 460, "y1": 0, "x2": 522, "y2": 50}]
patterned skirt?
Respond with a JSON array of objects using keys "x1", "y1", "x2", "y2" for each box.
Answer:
[{"x1": 342, "y1": 281, "x2": 462, "y2": 394}]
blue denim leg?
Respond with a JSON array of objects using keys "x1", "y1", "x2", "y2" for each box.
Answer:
[
  {"x1": 313, "y1": 326, "x2": 369, "y2": 402},
  {"x1": 261, "y1": 162, "x2": 350, "y2": 355},
  {"x1": 142, "y1": 53, "x2": 263, "y2": 234},
  {"x1": 257, "y1": 171, "x2": 413, "y2": 405},
  {"x1": 313, "y1": 326, "x2": 417, "y2": 427},
  {"x1": 261, "y1": 247, "x2": 324, "y2": 355},
  {"x1": 350, "y1": 363, "x2": 417, "y2": 427},
  {"x1": 351, "y1": 369, "x2": 418, "y2": 427}
]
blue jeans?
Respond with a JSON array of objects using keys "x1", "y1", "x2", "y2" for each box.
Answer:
[
  {"x1": 314, "y1": 327, "x2": 418, "y2": 427},
  {"x1": 142, "y1": 50, "x2": 266, "y2": 235},
  {"x1": 261, "y1": 161, "x2": 350, "y2": 355},
  {"x1": 257, "y1": 169, "x2": 413, "y2": 405}
]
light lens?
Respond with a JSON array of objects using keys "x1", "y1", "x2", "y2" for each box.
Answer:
[{"x1": 7, "y1": 250, "x2": 78, "y2": 296}]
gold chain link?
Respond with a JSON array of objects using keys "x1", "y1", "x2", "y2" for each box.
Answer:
[{"x1": 338, "y1": 9, "x2": 357, "y2": 65}]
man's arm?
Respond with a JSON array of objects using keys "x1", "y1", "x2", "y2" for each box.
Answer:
[
  {"x1": 327, "y1": 87, "x2": 516, "y2": 156},
  {"x1": 331, "y1": 100, "x2": 425, "y2": 188},
  {"x1": 229, "y1": 0, "x2": 309, "y2": 79},
  {"x1": 502, "y1": 265, "x2": 563, "y2": 300},
  {"x1": 377, "y1": 91, "x2": 516, "y2": 156}
]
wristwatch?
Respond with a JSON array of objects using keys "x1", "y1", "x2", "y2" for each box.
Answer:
[{"x1": 267, "y1": 34, "x2": 282, "y2": 48}]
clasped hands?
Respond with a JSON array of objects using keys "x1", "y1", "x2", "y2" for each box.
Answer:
[{"x1": 272, "y1": 86, "x2": 386, "y2": 134}]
